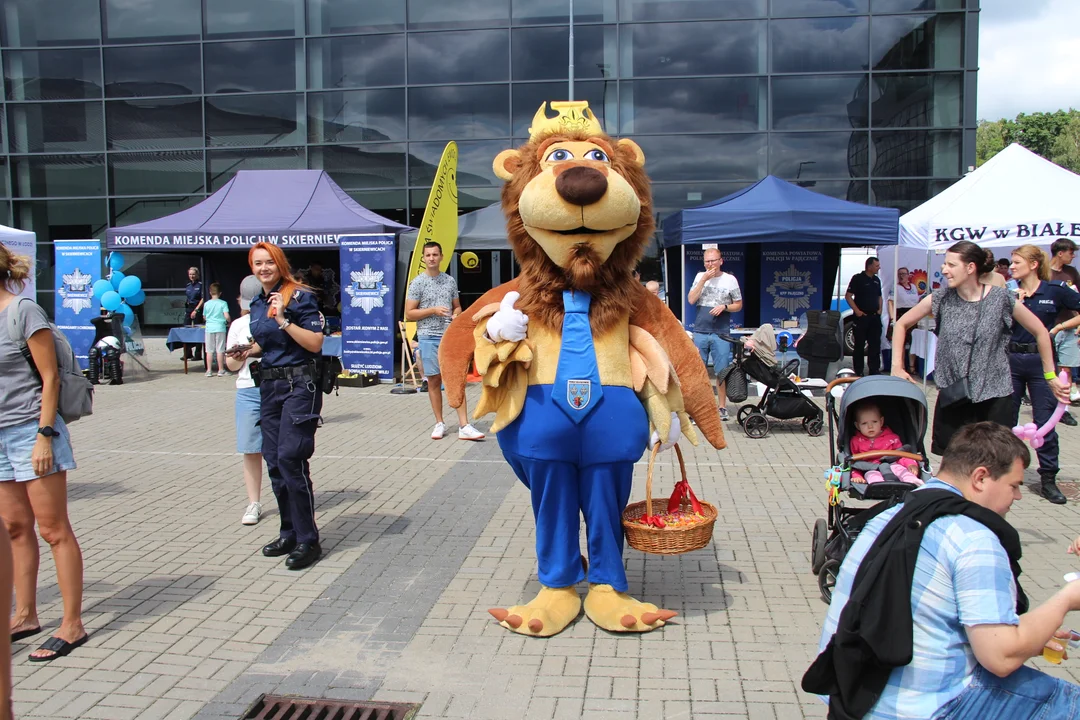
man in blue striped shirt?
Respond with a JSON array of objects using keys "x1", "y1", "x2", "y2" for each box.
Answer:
[{"x1": 818, "y1": 422, "x2": 1080, "y2": 719}]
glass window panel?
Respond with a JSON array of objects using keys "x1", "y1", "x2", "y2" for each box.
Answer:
[
  {"x1": 650, "y1": 182, "x2": 749, "y2": 215},
  {"x1": 870, "y1": 178, "x2": 955, "y2": 213},
  {"x1": 771, "y1": 0, "x2": 868, "y2": 15},
  {"x1": 413, "y1": 186, "x2": 500, "y2": 213},
  {"x1": 800, "y1": 179, "x2": 869, "y2": 202},
  {"x1": 1, "y1": 0, "x2": 101, "y2": 47},
  {"x1": 408, "y1": 0, "x2": 509, "y2": 30},
  {"x1": 620, "y1": 78, "x2": 766, "y2": 134},
  {"x1": 205, "y1": 0, "x2": 301, "y2": 39},
  {"x1": 620, "y1": 0, "x2": 765, "y2": 21},
  {"x1": 770, "y1": 132, "x2": 868, "y2": 179},
  {"x1": 206, "y1": 94, "x2": 304, "y2": 147},
  {"x1": 871, "y1": 73, "x2": 961, "y2": 128},
  {"x1": 113, "y1": 197, "x2": 206, "y2": 234},
  {"x1": 772, "y1": 74, "x2": 869, "y2": 130},
  {"x1": 620, "y1": 21, "x2": 763, "y2": 78},
  {"x1": 408, "y1": 85, "x2": 510, "y2": 140},
  {"x1": 106, "y1": 98, "x2": 203, "y2": 150},
  {"x1": 15, "y1": 200, "x2": 107, "y2": 254},
  {"x1": 307, "y1": 35, "x2": 405, "y2": 90},
  {"x1": 409, "y1": 140, "x2": 506, "y2": 188},
  {"x1": 310, "y1": 143, "x2": 406, "y2": 189},
  {"x1": 512, "y1": 0, "x2": 615, "y2": 24},
  {"x1": 872, "y1": 0, "x2": 962, "y2": 11},
  {"x1": 871, "y1": 130, "x2": 961, "y2": 177},
  {"x1": 12, "y1": 155, "x2": 106, "y2": 198},
  {"x1": 204, "y1": 40, "x2": 300, "y2": 94},
  {"x1": 307, "y1": 89, "x2": 406, "y2": 143},
  {"x1": 408, "y1": 30, "x2": 509, "y2": 85},
  {"x1": 0, "y1": 160, "x2": 7, "y2": 198},
  {"x1": 208, "y1": 147, "x2": 305, "y2": 191},
  {"x1": 345, "y1": 189, "x2": 408, "y2": 226},
  {"x1": 109, "y1": 151, "x2": 205, "y2": 196},
  {"x1": 871, "y1": 14, "x2": 963, "y2": 71},
  {"x1": 307, "y1": 0, "x2": 403, "y2": 34},
  {"x1": 512, "y1": 25, "x2": 615, "y2": 82},
  {"x1": 771, "y1": 17, "x2": 869, "y2": 73},
  {"x1": 104, "y1": 0, "x2": 201, "y2": 43},
  {"x1": 512, "y1": 81, "x2": 612, "y2": 137},
  {"x1": 7, "y1": 102, "x2": 104, "y2": 153},
  {"x1": 4, "y1": 49, "x2": 102, "y2": 101},
  {"x1": 104, "y1": 45, "x2": 202, "y2": 97},
  {"x1": 634, "y1": 135, "x2": 766, "y2": 182}
]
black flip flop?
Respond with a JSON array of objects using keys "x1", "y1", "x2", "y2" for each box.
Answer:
[
  {"x1": 10, "y1": 626, "x2": 41, "y2": 642},
  {"x1": 28, "y1": 634, "x2": 88, "y2": 663}
]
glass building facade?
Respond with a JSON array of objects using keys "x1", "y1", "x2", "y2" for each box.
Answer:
[{"x1": 0, "y1": 0, "x2": 977, "y2": 311}]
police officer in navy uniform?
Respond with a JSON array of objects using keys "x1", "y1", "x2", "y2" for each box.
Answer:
[
  {"x1": 845, "y1": 256, "x2": 883, "y2": 376},
  {"x1": 184, "y1": 267, "x2": 204, "y2": 362},
  {"x1": 232, "y1": 242, "x2": 325, "y2": 569}
]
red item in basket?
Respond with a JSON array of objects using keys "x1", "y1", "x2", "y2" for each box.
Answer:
[{"x1": 667, "y1": 479, "x2": 704, "y2": 515}]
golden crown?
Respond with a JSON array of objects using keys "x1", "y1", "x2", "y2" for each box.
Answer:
[{"x1": 528, "y1": 101, "x2": 605, "y2": 142}]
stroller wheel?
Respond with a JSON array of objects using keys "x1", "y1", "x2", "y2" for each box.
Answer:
[
  {"x1": 819, "y1": 558, "x2": 841, "y2": 604},
  {"x1": 743, "y1": 412, "x2": 769, "y2": 439},
  {"x1": 804, "y1": 416, "x2": 825, "y2": 437},
  {"x1": 736, "y1": 405, "x2": 756, "y2": 424},
  {"x1": 811, "y1": 518, "x2": 828, "y2": 574}
]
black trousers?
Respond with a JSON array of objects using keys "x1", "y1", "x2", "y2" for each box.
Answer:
[
  {"x1": 184, "y1": 304, "x2": 203, "y2": 360},
  {"x1": 931, "y1": 394, "x2": 1014, "y2": 456},
  {"x1": 260, "y1": 376, "x2": 323, "y2": 544},
  {"x1": 852, "y1": 313, "x2": 882, "y2": 376},
  {"x1": 1010, "y1": 353, "x2": 1059, "y2": 479}
]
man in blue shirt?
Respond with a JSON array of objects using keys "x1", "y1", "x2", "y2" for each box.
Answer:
[{"x1": 818, "y1": 422, "x2": 1080, "y2": 719}]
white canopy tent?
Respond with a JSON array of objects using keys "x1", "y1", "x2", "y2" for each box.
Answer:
[{"x1": 0, "y1": 224, "x2": 37, "y2": 299}]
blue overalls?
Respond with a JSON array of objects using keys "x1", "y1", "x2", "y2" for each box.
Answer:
[
  {"x1": 497, "y1": 291, "x2": 649, "y2": 592},
  {"x1": 1009, "y1": 280, "x2": 1080, "y2": 480},
  {"x1": 250, "y1": 285, "x2": 325, "y2": 545}
]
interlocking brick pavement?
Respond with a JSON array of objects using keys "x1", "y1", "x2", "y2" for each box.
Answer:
[{"x1": 10, "y1": 344, "x2": 1080, "y2": 719}]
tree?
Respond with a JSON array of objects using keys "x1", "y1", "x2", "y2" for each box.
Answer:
[
  {"x1": 1050, "y1": 116, "x2": 1080, "y2": 173},
  {"x1": 976, "y1": 109, "x2": 1080, "y2": 169}
]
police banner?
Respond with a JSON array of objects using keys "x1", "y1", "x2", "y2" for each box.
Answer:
[
  {"x1": 3, "y1": 229, "x2": 36, "y2": 299},
  {"x1": 760, "y1": 246, "x2": 823, "y2": 328},
  {"x1": 54, "y1": 240, "x2": 101, "y2": 370},
  {"x1": 339, "y1": 234, "x2": 396, "y2": 380},
  {"x1": 681, "y1": 243, "x2": 746, "y2": 330}
]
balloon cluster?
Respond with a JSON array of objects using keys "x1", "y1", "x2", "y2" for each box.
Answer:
[
  {"x1": 1013, "y1": 371, "x2": 1069, "y2": 449},
  {"x1": 90, "y1": 252, "x2": 145, "y2": 332}
]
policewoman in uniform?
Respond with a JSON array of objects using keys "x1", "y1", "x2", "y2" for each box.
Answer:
[
  {"x1": 236, "y1": 242, "x2": 325, "y2": 569},
  {"x1": 183, "y1": 267, "x2": 204, "y2": 362}
]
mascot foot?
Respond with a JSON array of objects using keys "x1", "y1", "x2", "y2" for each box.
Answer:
[
  {"x1": 488, "y1": 586, "x2": 582, "y2": 637},
  {"x1": 584, "y1": 584, "x2": 677, "y2": 633}
]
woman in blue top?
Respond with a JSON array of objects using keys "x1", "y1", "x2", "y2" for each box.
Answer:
[
  {"x1": 230, "y1": 242, "x2": 325, "y2": 569},
  {"x1": 1008, "y1": 244, "x2": 1080, "y2": 505}
]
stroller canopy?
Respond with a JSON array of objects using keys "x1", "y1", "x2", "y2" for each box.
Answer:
[{"x1": 837, "y1": 376, "x2": 928, "y2": 459}]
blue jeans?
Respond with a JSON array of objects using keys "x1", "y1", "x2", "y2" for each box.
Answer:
[
  {"x1": 693, "y1": 332, "x2": 733, "y2": 370},
  {"x1": 1010, "y1": 352, "x2": 1059, "y2": 478},
  {"x1": 934, "y1": 664, "x2": 1080, "y2": 719}
]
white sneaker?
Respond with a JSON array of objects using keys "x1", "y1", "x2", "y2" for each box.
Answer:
[
  {"x1": 458, "y1": 424, "x2": 485, "y2": 441},
  {"x1": 205, "y1": 370, "x2": 214, "y2": 377},
  {"x1": 1071, "y1": 385, "x2": 1080, "y2": 404},
  {"x1": 242, "y1": 502, "x2": 261, "y2": 525},
  {"x1": 431, "y1": 422, "x2": 446, "y2": 440},
  {"x1": 217, "y1": 370, "x2": 227, "y2": 377}
]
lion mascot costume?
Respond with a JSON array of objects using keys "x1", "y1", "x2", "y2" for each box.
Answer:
[{"x1": 439, "y1": 101, "x2": 726, "y2": 637}]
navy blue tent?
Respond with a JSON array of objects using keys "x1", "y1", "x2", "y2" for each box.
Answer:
[{"x1": 661, "y1": 175, "x2": 899, "y2": 248}]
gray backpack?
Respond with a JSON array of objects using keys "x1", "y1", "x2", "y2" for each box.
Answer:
[{"x1": 8, "y1": 298, "x2": 94, "y2": 422}]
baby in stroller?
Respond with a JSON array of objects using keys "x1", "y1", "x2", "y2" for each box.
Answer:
[{"x1": 849, "y1": 402, "x2": 922, "y2": 485}]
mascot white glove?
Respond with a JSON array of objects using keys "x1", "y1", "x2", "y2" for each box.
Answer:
[
  {"x1": 649, "y1": 412, "x2": 681, "y2": 452},
  {"x1": 485, "y1": 291, "x2": 529, "y2": 342}
]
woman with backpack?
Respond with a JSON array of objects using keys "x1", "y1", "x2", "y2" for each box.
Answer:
[{"x1": 0, "y1": 243, "x2": 87, "y2": 662}]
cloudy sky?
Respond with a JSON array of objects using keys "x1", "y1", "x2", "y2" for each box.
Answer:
[{"x1": 978, "y1": 0, "x2": 1080, "y2": 121}]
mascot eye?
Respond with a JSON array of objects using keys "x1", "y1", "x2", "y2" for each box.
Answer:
[
  {"x1": 585, "y1": 149, "x2": 609, "y2": 162},
  {"x1": 545, "y1": 148, "x2": 573, "y2": 162}
]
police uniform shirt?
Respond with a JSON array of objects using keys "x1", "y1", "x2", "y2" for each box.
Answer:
[
  {"x1": 185, "y1": 280, "x2": 203, "y2": 307},
  {"x1": 249, "y1": 284, "x2": 324, "y2": 367},
  {"x1": 847, "y1": 272, "x2": 882, "y2": 315},
  {"x1": 1011, "y1": 281, "x2": 1080, "y2": 345}
]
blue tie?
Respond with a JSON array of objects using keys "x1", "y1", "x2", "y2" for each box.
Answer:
[{"x1": 552, "y1": 290, "x2": 602, "y2": 423}]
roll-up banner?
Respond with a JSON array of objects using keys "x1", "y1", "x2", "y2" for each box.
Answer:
[
  {"x1": 339, "y1": 234, "x2": 396, "y2": 381},
  {"x1": 54, "y1": 240, "x2": 101, "y2": 370},
  {"x1": 4, "y1": 231, "x2": 36, "y2": 299},
  {"x1": 681, "y1": 243, "x2": 746, "y2": 331},
  {"x1": 760, "y1": 245, "x2": 824, "y2": 328}
]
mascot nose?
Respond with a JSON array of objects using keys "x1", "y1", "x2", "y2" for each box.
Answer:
[{"x1": 555, "y1": 166, "x2": 608, "y2": 207}]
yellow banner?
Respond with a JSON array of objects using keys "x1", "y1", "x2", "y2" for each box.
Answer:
[{"x1": 404, "y1": 141, "x2": 458, "y2": 340}]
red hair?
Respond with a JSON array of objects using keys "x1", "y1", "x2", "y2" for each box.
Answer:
[{"x1": 247, "y1": 242, "x2": 310, "y2": 313}]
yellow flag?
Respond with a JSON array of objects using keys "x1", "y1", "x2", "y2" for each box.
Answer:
[{"x1": 404, "y1": 141, "x2": 458, "y2": 340}]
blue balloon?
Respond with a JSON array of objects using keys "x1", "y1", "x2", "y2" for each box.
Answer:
[
  {"x1": 108, "y1": 252, "x2": 125, "y2": 270},
  {"x1": 127, "y1": 290, "x2": 146, "y2": 306},
  {"x1": 110, "y1": 271, "x2": 125, "y2": 291},
  {"x1": 117, "y1": 275, "x2": 142, "y2": 299},
  {"x1": 101, "y1": 290, "x2": 122, "y2": 312},
  {"x1": 119, "y1": 304, "x2": 135, "y2": 327},
  {"x1": 92, "y1": 279, "x2": 113, "y2": 299}
]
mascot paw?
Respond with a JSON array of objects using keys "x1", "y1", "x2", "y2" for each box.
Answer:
[
  {"x1": 488, "y1": 586, "x2": 581, "y2": 637},
  {"x1": 584, "y1": 584, "x2": 677, "y2": 633},
  {"x1": 485, "y1": 291, "x2": 528, "y2": 342},
  {"x1": 649, "y1": 411, "x2": 680, "y2": 452}
]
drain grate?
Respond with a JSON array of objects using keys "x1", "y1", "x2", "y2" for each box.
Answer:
[{"x1": 241, "y1": 694, "x2": 420, "y2": 720}]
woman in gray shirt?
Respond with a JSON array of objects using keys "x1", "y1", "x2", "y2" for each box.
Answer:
[{"x1": 891, "y1": 241, "x2": 1067, "y2": 455}]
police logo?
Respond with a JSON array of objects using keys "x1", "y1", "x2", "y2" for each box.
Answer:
[
  {"x1": 344, "y1": 264, "x2": 390, "y2": 314},
  {"x1": 567, "y1": 379, "x2": 591, "y2": 410},
  {"x1": 58, "y1": 268, "x2": 94, "y2": 314}
]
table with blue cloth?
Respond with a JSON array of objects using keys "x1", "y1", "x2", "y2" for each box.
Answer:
[{"x1": 166, "y1": 327, "x2": 342, "y2": 374}]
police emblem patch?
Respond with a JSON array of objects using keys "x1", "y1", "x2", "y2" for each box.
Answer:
[{"x1": 567, "y1": 379, "x2": 591, "y2": 410}]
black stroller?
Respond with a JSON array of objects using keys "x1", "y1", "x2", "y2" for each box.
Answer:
[
  {"x1": 810, "y1": 375, "x2": 932, "y2": 603},
  {"x1": 720, "y1": 334, "x2": 824, "y2": 439}
]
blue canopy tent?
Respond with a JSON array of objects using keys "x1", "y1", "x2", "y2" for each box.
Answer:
[{"x1": 661, "y1": 175, "x2": 899, "y2": 328}]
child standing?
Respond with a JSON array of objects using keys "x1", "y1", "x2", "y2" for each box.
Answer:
[
  {"x1": 225, "y1": 276, "x2": 264, "y2": 525},
  {"x1": 850, "y1": 402, "x2": 922, "y2": 484},
  {"x1": 202, "y1": 283, "x2": 231, "y2": 377}
]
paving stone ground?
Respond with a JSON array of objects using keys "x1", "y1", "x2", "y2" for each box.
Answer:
[{"x1": 10, "y1": 343, "x2": 1080, "y2": 719}]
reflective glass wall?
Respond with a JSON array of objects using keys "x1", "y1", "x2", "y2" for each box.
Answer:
[{"x1": 0, "y1": 0, "x2": 977, "y2": 304}]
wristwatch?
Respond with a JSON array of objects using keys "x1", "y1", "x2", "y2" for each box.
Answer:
[
  {"x1": 279, "y1": 318, "x2": 292, "y2": 331},
  {"x1": 37, "y1": 426, "x2": 58, "y2": 438}
]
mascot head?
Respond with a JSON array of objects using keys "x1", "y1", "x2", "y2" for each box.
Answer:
[{"x1": 493, "y1": 101, "x2": 654, "y2": 332}]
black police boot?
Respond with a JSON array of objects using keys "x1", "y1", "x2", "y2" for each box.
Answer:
[
  {"x1": 1040, "y1": 477, "x2": 1067, "y2": 505},
  {"x1": 1061, "y1": 411, "x2": 1078, "y2": 427},
  {"x1": 262, "y1": 537, "x2": 296, "y2": 557},
  {"x1": 285, "y1": 542, "x2": 322, "y2": 570}
]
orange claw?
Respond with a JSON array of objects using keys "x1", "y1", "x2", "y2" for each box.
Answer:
[
  {"x1": 505, "y1": 614, "x2": 523, "y2": 629},
  {"x1": 641, "y1": 609, "x2": 678, "y2": 625},
  {"x1": 489, "y1": 608, "x2": 509, "y2": 622},
  {"x1": 528, "y1": 618, "x2": 544, "y2": 633},
  {"x1": 621, "y1": 614, "x2": 637, "y2": 629}
]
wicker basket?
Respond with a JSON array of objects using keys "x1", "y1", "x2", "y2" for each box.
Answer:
[{"x1": 622, "y1": 444, "x2": 717, "y2": 555}]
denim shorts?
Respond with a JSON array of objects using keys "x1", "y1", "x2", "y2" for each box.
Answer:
[
  {"x1": 418, "y1": 335, "x2": 442, "y2": 377},
  {"x1": 235, "y1": 386, "x2": 263, "y2": 454},
  {"x1": 933, "y1": 663, "x2": 1080, "y2": 719},
  {"x1": 1055, "y1": 328, "x2": 1080, "y2": 368},
  {"x1": 0, "y1": 417, "x2": 77, "y2": 482},
  {"x1": 693, "y1": 332, "x2": 734, "y2": 371}
]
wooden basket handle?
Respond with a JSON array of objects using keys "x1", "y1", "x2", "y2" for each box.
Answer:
[{"x1": 645, "y1": 442, "x2": 689, "y2": 518}]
